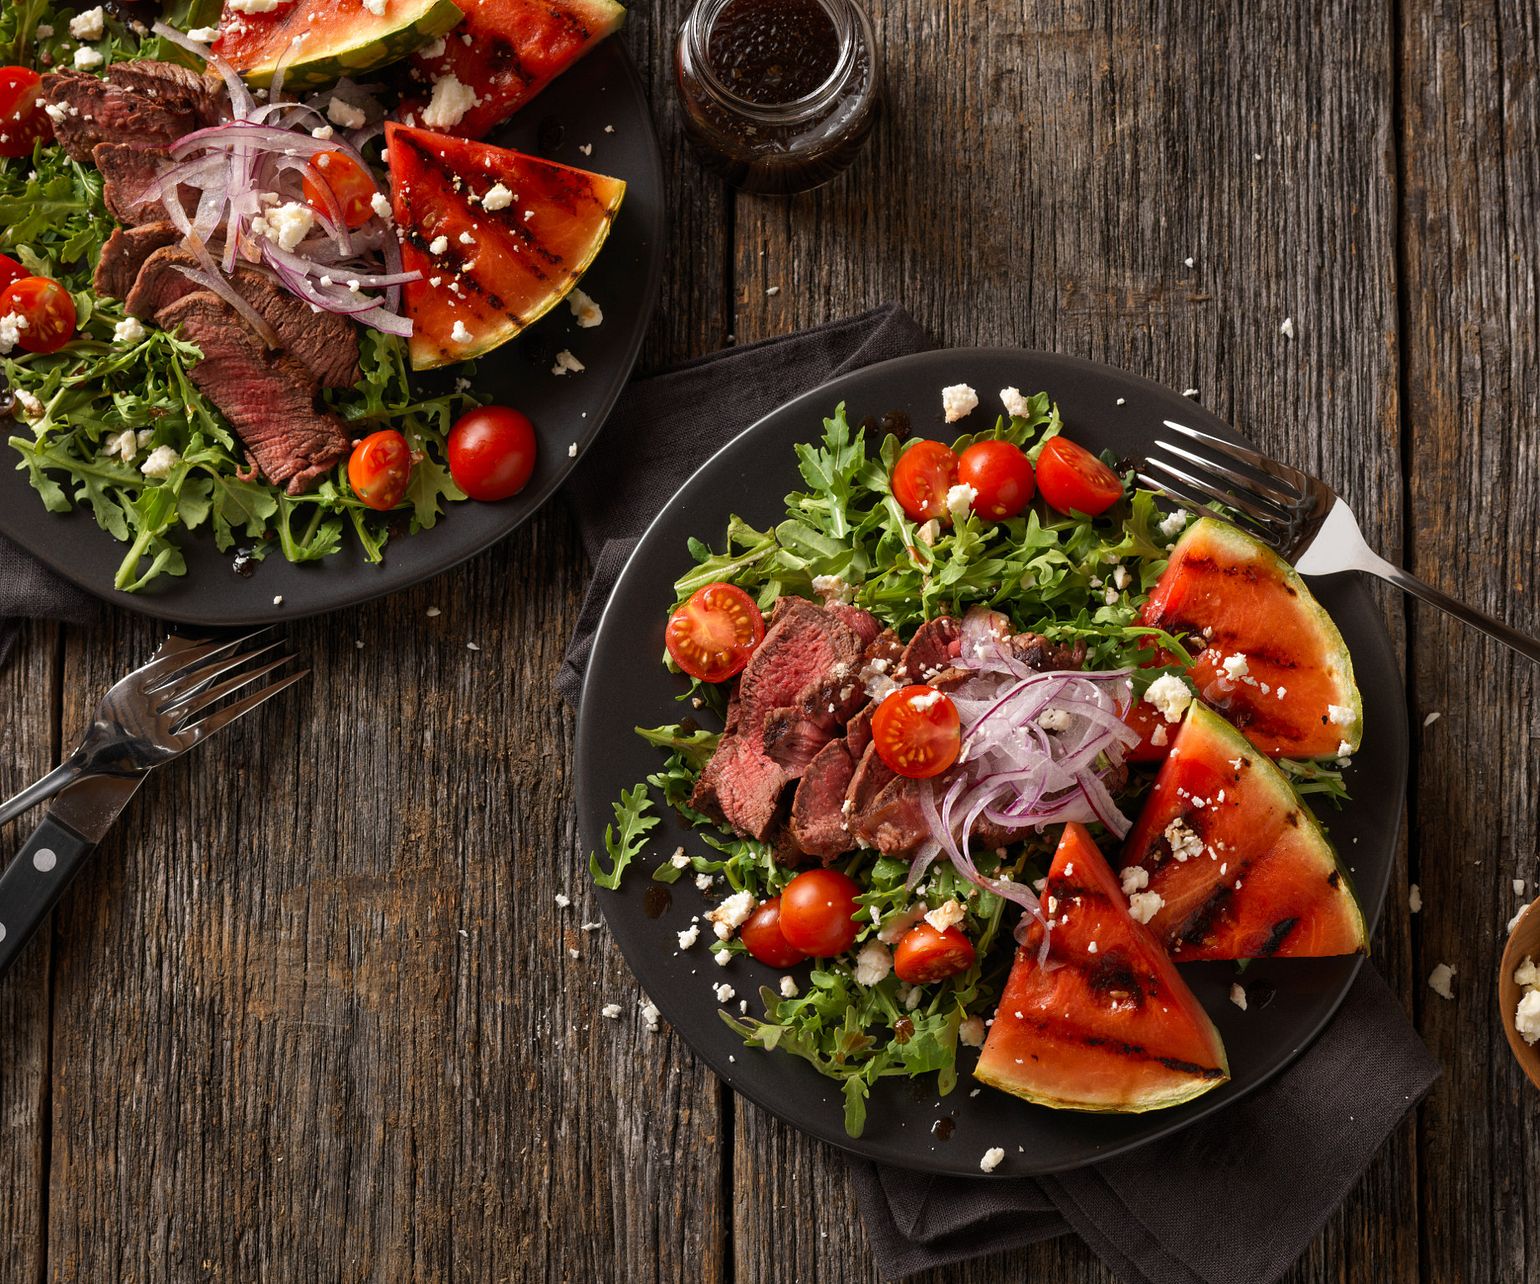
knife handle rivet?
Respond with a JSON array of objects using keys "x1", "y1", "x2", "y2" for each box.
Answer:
[{"x1": 32, "y1": 849, "x2": 56, "y2": 874}]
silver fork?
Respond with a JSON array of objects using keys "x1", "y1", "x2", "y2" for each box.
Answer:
[
  {"x1": 0, "y1": 629, "x2": 310, "y2": 827},
  {"x1": 1140, "y1": 421, "x2": 1540, "y2": 666}
]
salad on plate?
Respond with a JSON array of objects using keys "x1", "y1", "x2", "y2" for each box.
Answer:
[{"x1": 593, "y1": 384, "x2": 1370, "y2": 1146}]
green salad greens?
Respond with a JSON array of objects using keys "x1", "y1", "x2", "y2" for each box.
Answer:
[{"x1": 0, "y1": 2, "x2": 479, "y2": 591}]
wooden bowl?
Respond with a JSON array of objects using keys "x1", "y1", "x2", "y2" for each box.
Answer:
[{"x1": 1499, "y1": 896, "x2": 1540, "y2": 1091}]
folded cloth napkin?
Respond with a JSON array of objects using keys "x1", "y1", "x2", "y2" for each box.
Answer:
[
  {"x1": 0, "y1": 536, "x2": 98, "y2": 667},
  {"x1": 556, "y1": 304, "x2": 1440, "y2": 1284}
]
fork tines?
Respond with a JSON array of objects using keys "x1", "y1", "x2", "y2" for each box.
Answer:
[{"x1": 150, "y1": 630, "x2": 308, "y2": 738}]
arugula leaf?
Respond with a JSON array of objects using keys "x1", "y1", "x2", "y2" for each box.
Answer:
[
  {"x1": 635, "y1": 722, "x2": 721, "y2": 770},
  {"x1": 589, "y1": 784, "x2": 660, "y2": 890}
]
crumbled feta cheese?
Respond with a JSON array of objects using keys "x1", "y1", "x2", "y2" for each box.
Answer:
[
  {"x1": 1182, "y1": 388, "x2": 1199, "y2": 398},
  {"x1": 428, "y1": 234, "x2": 450, "y2": 255},
  {"x1": 713, "y1": 983, "x2": 735, "y2": 1004},
  {"x1": 877, "y1": 904, "x2": 927, "y2": 944},
  {"x1": 361, "y1": 0, "x2": 386, "y2": 14},
  {"x1": 369, "y1": 192, "x2": 391, "y2": 220},
  {"x1": 551, "y1": 349, "x2": 585, "y2": 376},
  {"x1": 1117, "y1": 869, "x2": 1148, "y2": 900},
  {"x1": 44, "y1": 102, "x2": 69, "y2": 124},
  {"x1": 1516, "y1": 991, "x2": 1540, "y2": 1046},
  {"x1": 72, "y1": 46, "x2": 104, "y2": 70},
  {"x1": 68, "y1": 6, "x2": 105, "y2": 39},
  {"x1": 600, "y1": 1003, "x2": 622, "y2": 1019},
  {"x1": 925, "y1": 899, "x2": 966, "y2": 933},
  {"x1": 1514, "y1": 879, "x2": 1527, "y2": 897},
  {"x1": 713, "y1": 948, "x2": 732, "y2": 967},
  {"x1": 941, "y1": 383, "x2": 979, "y2": 423},
  {"x1": 999, "y1": 386, "x2": 1032, "y2": 418},
  {"x1": 420, "y1": 36, "x2": 446, "y2": 58},
  {"x1": 1126, "y1": 890, "x2": 1165, "y2": 924},
  {"x1": 229, "y1": 0, "x2": 290, "y2": 11},
  {"x1": 554, "y1": 893, "x2": 570, "y2": 909},
  {"x1": 958, "y1": 1016, "x2": 986, "y2": 1047},
  {"x1": 420, "y1": 73, "x2": 479, "y2": 129},
  {"x1": 811, "y1": 573, "x2": 855, "y2": 604},
  {"x1": 1423, "y1": 711, "x2": 1441, "y2": 728},
  {"x1": 695, "y1": 873, "x2": 713, "y2": 892},
  {"x1": 256, "y1": 202, "x2": 314, "y2": 251},
  {"x1": 1408, "y1": 883, "x2": 1422, "y2": 913},
  {"x1": 1164, "y1": 817, "x2": 1204, "y2": 862},
  {"x1": 1280, "y1": 316, "x2": 1295, "y2": 339},
  {"x1": 676, "y1": 923, "x2": 700, "y2": 950},
  {"x1": 187, "y1": 24, "x2": 220, "y2": 41},
  {"x1": 113, "y1": 316, "x2": 145, "y2": 345},
  {"x1": 1143, "y1": 673, "x2": 1193, "y2": 723},
  {"x1": 1221, "y1": 653, "x2": 1250, "y2": 682},
  {"x1": 1511, "y1": 905, "x2": 1532, "y2": 933},
  {"x1": 567, "y1": 287, "x2": 603, "y2": 328},
  {"x1": 979, "y1": 1147, "x2": 1005, "y2": 1173},
  {"x1": 34, "y1": 23, "x2": 53, "y2": 36},
  {"x1": 1326, "y1": 703, "x2": 1354, "y2": 726},
  {"x1": 103, "y1": 429, "x2": 139, "y2": 463},
  {"x1": 1229, "y1": 983, "x2": 1248, "y2": 1010},
  {"x1": 705, "y1": 890, "x2": 756, "y2": 941},
  {"x1": 1150, "y1": 724, "x2": 1168, "y2": 747},
  {"x1": 1038, "y1": 708, "x2": 1073, "y2": 732},
  {"x1": 324, "y1": 95, "x2": 366, "y2": 130},
  {"x1": 1515, "y1": 956, "x2": 1540, "y2": 989},
  {"x1": 450, "y1": 319, "x2": 471, "y2": 344},
  {"x1": 853, "y1": 939, "x2": 892, "y2": 986},
  {"x1": 0, "y1": 312, "x2": 29, "y2": 354},
  {"x1": 1157, "y1": 508, "x2": 1188, "y2": 540},
  {"x1": 139, "y1": 445, "x2": 180, "y2": 479},
  {"x1": 945, "y1": 481, "x2": 977, "y2": 525},
  {"x1": 1112, "y1": 564, "x2": 1131, "y2": 590},
  {"x1": 482, "y1": 181, "x2": 514, "y2": 211},
  {"x1": 1427, "y1": 963, "x2": 1455, "y2": 1000},
  {"x1": 1336, "y1": 741, "x2": 1353, "y2": 759},
  {"x1": 639, "y1": 1000, "x2": 660, "y2": 1032},
  {"x1": 779, "y1": 975, "x2": 798, "y2": 998}
]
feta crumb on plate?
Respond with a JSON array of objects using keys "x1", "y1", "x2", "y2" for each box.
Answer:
[
  {"x1": 713, "y1": 983, "x2": 735, "y2": 1004},
  {"x1": 941, "y1": 383, "x2": 978, "y2": 423},
  {"x1": 706, "y1": 889, "x2": 756, "y2": 941},
  {"x1": 979, "y1": 1146, "x2": 1005, "y2": 1173},
  {"x1": 999, "y1": 386, "x2": 1032, "y2": 418},
  {"x1": 677, "y1": 923, "x2": 700, "y2": 950},
  {"x1": 1229, "y1": 983, "x2": 1248, "y2": 1011},
  {"x1": 568, "y1": 287, "x2": 603, "y2": 327},
  {"x1": 551, "y1": 349, "x2": 586, "y2": 376},
  {"x1": 779, "y1": 975, "x2": 798, "y2": 998},
  {"x1": 958, "y1": 1016, "x2": 986, "y2": 1047}
]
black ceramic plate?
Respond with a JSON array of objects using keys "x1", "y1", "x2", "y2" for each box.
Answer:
[
  {"x1": 576, "y1": 349, "x2": 1407, "y2": 1178},
  {"x1": 0, "y1": 41, "x2": 663, "y2": 626}
]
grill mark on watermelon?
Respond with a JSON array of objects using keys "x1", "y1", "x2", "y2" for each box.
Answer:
[
  {"x1": 1010, "y1": 1014, "x2": 1224, "y2": 1078},
  {"x1": 1176, "y1": 554, "x2": 1299, "y2": 598},
  {"x1": 484, "y1": 36, "x2": 538, "y2": 90},
  {"x1": 1256, "y1": 915, "x2": 1300, "y2": 956}
]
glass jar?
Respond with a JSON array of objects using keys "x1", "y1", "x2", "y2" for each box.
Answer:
[{"x1": 675, "y1": 0, "x2": 881, "y2": 195}]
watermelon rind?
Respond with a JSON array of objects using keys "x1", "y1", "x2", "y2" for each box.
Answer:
[
  {"x1": 975, "y1": 824, "x2": 1230, "y2": 1113},
  {"x1": 218, "y1": 0, "x2": 466, "y2": 90},
  {"x1": 1146, "y1": 516, "x2": 1363, "y2": 758},
  {"x1": 1120, "y1": 702, "x2": 1369, "y2": 961}
]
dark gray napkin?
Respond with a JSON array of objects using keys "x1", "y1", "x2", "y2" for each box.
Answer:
[
  {"x1": 555, "y1": 304, "x2": 1441, "y2": 1284},
  {"x1": 0, "y1": 536, "x2": 97, "y2": 666}
]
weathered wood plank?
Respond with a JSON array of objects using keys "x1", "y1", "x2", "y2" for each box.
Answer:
[
  {"x1": 0, "y1": 622, "x2": 58, "y2": 1284},
  {"x1": 1398, "y1": 1, "x2": 1540, "y2": 1281},
  {"x1": 729, "y1": 2, "x2": 1412, "y2": 1281}
]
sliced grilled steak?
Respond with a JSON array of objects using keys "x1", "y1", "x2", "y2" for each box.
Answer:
[
  {"x1": 41, "y1": 62, "x2": 218, "y2": 164},
  {"x1": 893, "y1": 615, "x2": 961, "y2": 681},
  {"x1": 94, "y1": 221, "x2": 180, "y2": 299},
  {"x1": 789, "y1": 738, "x2": 857, "y2": 860},
  {"x1": 128, "y1": 247, "x2": 361, "y2": 388},
  {"x1": 828, "y1": 603, "x2": 881, "y2": 650},
  {"x1": 155, "y1": 291, "x2": 349, "y2": 495},
  {"x1": 94, "y1": 142, "x2": 175, "y2": 226}
]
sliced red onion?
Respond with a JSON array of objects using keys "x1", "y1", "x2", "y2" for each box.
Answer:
[{"x1": 151, "y1": 22, "x2": 253, "y2": 121}]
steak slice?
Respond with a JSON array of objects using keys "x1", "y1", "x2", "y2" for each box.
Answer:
[
  {"x1": 894, "y1": 615, "x2": 961, "y2": 682},
  {"x1": 94, "y1": 222, "x2": 181, "y2": 299},
  {"x1": 789, "y1": 738, "x2": 857, "y2": 861},
  {"x1": 828, "y1": 603, "x2": 881, "y2": 650},
  {"x1": 41, "y1": 62, "x2": 218, "y2": 164},
  {"x1": 94, "y1": 142, "x2": 174, "y2": 226},
  {"x1": 155, "y1": 291, "x2": 350, "y2": 494},
  {"x1": 128, "y1": 247, "x2": 362, "y2": 389}
]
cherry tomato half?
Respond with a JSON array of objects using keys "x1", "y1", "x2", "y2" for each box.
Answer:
[
  {"x1": 872, "y1": 684, "x2": 962, "y2": 780},
  {"x1": 447, "y1": 405, "x2": 537, "y2": 501},
  {"x1": 778, "y1": 868, "x2": 862, "y2": 957},
  {"x1": 739, "y1": 897, "x2": 808, "y2": 968},
  {"x1": 0, "y1": 67, "x2": 51, "y2": 160},
  {"x1": 302, "y1": 151, "x2": 379, "y2": 230},
  {"x1": 957, "y1": 439, "x2": 1035, "y2": 520},
  {"x1": 893, "y1": 922, "x2": 977, "y2": 984},
  {"x1": 890, "y1": 439, "x2": 959, "y2": 523},
  {"x1": 0, "y1": 252, "x2": 27, "y2": 290},
  {"x1": 1035, "y1": 435, "x2": 1123, "y2": 517},
  {"x1": 665, "y1": 582, "x2": 765, "y2": 683},
  {"x1": 0, "y1": 276, "x2": 76, "y2": 354},
  {"x1": 347, "y1": 428, "x2": 413, "y2": 511}
]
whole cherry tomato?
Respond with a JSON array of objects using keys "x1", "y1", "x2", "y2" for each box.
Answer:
[
  {"x1": 957, "y1": 439, "x2": 1035, "y2": 520},
  {"x1": 664, "y1": 582, "x2": 765, "y2": 683},
  {"x1": 447, "y1": 405, "x2": 537, "y2": 501},
  {"x1": 890, "y1": 439, "x2": 959, "y2": 522},
  {"x1": 0, "y1": 276, "x2": 77, "y2": 354},
  {"x1": 871, "y1": 684, "x2": 962, "y2": 780},
  {"x1": 0, "y1": 68, "x2": 52, "y2": 160},
  {"x1": 1035, "y1": 435, "x2": 1123, "y2": 517},
  {"x1": 778, "y1": 868, "x2": 862, "y2": 957},
  {"x1": 893, "y1": 922, "x2": 977, "y2": 984},
  {"x1": 739, "y1": 897, "x2": 808, "y2": 968},
  {"x1": 347, "y1": 429, "x2": 413, "y2": 511}
]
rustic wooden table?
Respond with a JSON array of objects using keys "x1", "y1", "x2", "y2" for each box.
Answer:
[{"x1": 1, "y1": 2, "x2": 1536, "y2": 1280}]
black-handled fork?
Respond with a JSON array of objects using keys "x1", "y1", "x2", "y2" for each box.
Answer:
[{"x1": 0, "y1": 630, "x2": 307, "y2": 975}]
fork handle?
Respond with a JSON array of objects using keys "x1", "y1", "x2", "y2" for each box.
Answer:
[
  {"x1": 0, "y1": 759, "x2": 82, "y2": 829},
  {"x1": 1361, "y1": 559, "x2": 1540, "y2": 666},
  {"x1": 0, "y1": 814, "x2": 93, "y2": 978}
]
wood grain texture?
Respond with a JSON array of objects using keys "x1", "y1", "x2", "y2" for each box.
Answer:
[
  {"x1": 731, "y1": 3, "x2": 1416, "y2": 1280},
  {"x1": 1399, "y1": 1, "x2": 1540, "y2": 1281},
  {"x1": 0, "y1": 623, "x2": 57, "y2": 1284}
]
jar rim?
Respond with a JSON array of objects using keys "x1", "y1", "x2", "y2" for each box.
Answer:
[{"x1": 681, "y1": 0, "x2": 864, "y2": 123}]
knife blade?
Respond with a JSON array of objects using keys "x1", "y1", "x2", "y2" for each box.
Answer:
[{"x1": 0, "y1": 772, "x2": 144, "y2": 975}]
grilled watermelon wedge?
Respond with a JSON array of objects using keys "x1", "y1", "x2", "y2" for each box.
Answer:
[
  {"x1": 1119, "y1": 703, "x2": 1368, "y2": 961},
  {"x1": 212, "y1": 0, "x2": 464, "y2": 90},
  {"x1": 1138, "y1": 517, "x2": 1362, "y2": 759},
  {"x1": 975, "y1": 823, "x2": 1229, "y2": 1113},
  {"x1": 400, "y1": 0, "x2": 625, "y2": 139},
  {"x1": 385, "y1": 122, "x2": 624, "y2": 370}
]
